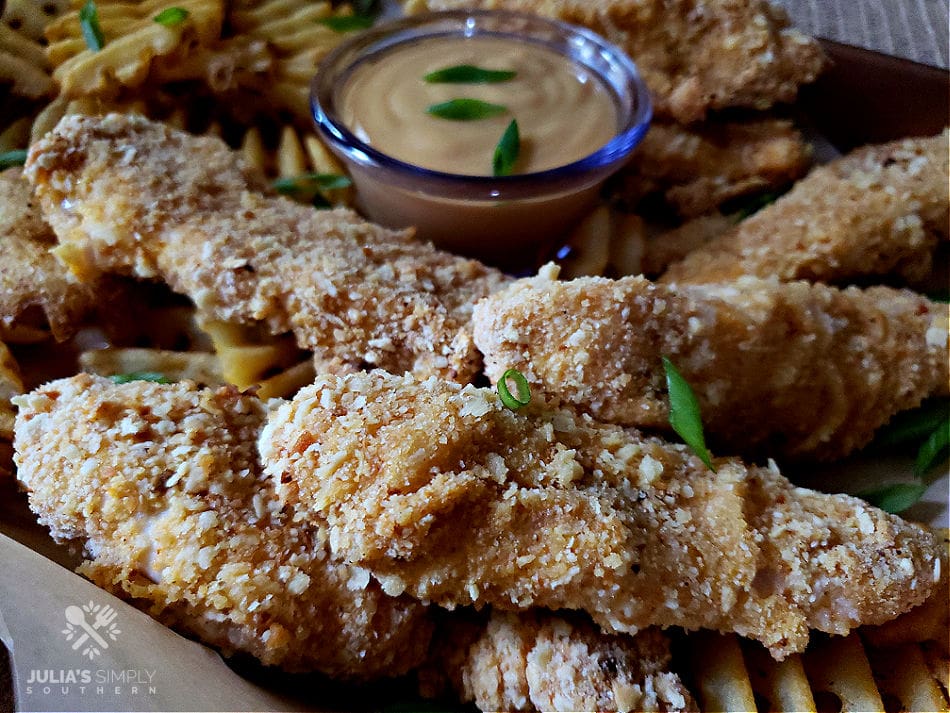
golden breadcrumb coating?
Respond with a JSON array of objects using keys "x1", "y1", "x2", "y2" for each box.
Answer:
[
  {"x1": 617, "y1": 119, "x2": 812, "y2": 218},
  {"x1": 0, "y1": 168, "x2": 97, "y2": 341},
  {"x1": 640, "y1": 212, "x2": 735, "y2": 277},
  {"x1": 24, "y1": 114, "x2": 509, "y2": 382},
  {"x1": 472, "y1": 271, "x2": 949, "y2": 461},
  {"x1": 661, "y1": 131, "x2": 950, "y2": 286},
  {"x1": 260, "y1": 370, "x2": 942, "y2": 659},
  {"x1": 13, "y1": 374, "x2": 433, "y2": 678},
  {"x1": 405, "y1": 0, "x2": 825, "y2": 122},
  {"x1": 421, "y1": 611, "x2": 697, "y2": 712}
]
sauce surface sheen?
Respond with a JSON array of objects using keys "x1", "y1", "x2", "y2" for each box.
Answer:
[{"x1": 340, "y1": 36, "x2": 619, "y2": 176}]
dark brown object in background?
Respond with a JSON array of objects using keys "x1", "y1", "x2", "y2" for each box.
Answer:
[{"x1": 799, "y1": 40, "x2": 950, "y2": 152}]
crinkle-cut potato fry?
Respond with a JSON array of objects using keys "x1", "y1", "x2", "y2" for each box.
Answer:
[
  {"x1": 199, "y1": 319, "x2": 304, "y2": 390},
  {"x1": 0, "y1": 25, "x2": 55, "y2": 98},
  {"x1": 802, "y1": 634, "x2": 885, "y2": 712},
  {"x1": 867, "y1": 643, "x2": 949, "y2": 713},
  {"x1": 79, "y1": 347, "x2": 224, "y2": 386},
  {"x1": 46, "y1": 0, "x2": 224, "y2": 97},
  {"x1": 256, "y1": 359, "x2": 315, "y2": 400},
  {"x1": 2, "y1": 0, "x2": 70, "y2": 42}
]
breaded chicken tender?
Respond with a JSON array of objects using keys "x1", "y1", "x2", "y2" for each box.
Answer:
[
  {"x1": 24, "y1": 114, "x2": 509, "y2": 382},
  {"x1": 404, "y1": 0, "x2": 825, "y2": 122},
  {"x1": 617, "y1": 119, "x2": 812, "y2": 218},
  {"x1": 420, "y1": 611, "x2": 696, "y2": 712},
  {"x1": 472, "y1": 271, "x2": 949, "y2": 461},
  {"x1": 13, "y1": 374, "x2": 433, "y2": 678},
  {"x1": 260, "y1": 370, "x2": 942, "y2": 659},
  {"x1": 0, "y1": 168, "x2": 97, "y2": 341},
  {"x1": 661, "y1": 132, "x2": 950, "y2": 286}
]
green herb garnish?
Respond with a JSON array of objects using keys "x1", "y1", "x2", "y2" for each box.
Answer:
[
  {"x1": 874, "y1": 399, "x2": 949, "y2": 449},
  {"x1": 492, "y1": 119, "x2": 520, "y2": 177},
  {"x1": 79, "y1": 0, "x2": 105, "y2": 51},
  {"x1": 857, "y1": 482, "x2": 929, "y2": 514},
  {"x1": 914, "y1": 418, "x2": 949, "y2": 479},
  {"x1": 424, "y1": 64, "x2": 516, "y2": 84},
  {"x1": 0, "y1": 149, "x2": 27, "y2": 170},
  {"x1": 153, "y1": 6, "x2": 190, "y2": 26},
  {"x1": 109, "y1": 372, "x2": 171, "y2": 384},
  {"x1": 498, "y1": 368, "x2": 531, "y2": 410},
  {"x1": 317, "y1": 15, "x2": 374, "y2": 32},
  {"x1": 662, "y1": 356, "x2": 715, "y2": 471},
  {"x1": 272, "y1": 173, "x2": 352, "y2": 194},
  {"x1": 427, "y1": 99, "x2": 507, "y2": 121},
  {"x1": 733, "y1": 190, "x2": 780, "y2": 221}
]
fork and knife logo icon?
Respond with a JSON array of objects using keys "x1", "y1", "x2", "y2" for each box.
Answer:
[{"x1": 61, "y1": 601, "x2": 121, "y2": 660}]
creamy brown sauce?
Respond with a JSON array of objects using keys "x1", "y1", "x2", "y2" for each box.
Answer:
[{"x1": 340, "y1": 36, "x2": 619, "y2": 176}]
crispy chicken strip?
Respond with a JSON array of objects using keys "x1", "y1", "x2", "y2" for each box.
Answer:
[
  {"x1": 24, "y1": 114, "x2": 509, "y2": 382},
  {"x1": 615, "y1": 119, "x2": 812, "y2": 218},
  {"x1": 661, "y1": 132, "x2": 950, "y2": 286},
  {"x1": 420, "y1": 611, "x2": 696, "y2": 712},
  {"x1": 0, "y1": 168, "x2": 97, "y2": 341},
  {"x1": 260, "y1": 370, "x2": 942, "y2": 659},
  {"x1": 13, "y1": 374, "x2": 433, "y2": 678},
  {"x1": 404, "y1": 0, "x2": 825, "y2": 122},
  {"x1": 472, "y1": 271, "x2": 949, "y2": 461}
]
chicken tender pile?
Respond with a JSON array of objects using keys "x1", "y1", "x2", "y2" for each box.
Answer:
[
  {"x1": 662, "y1": 131, "x2": 950, "y2": 286},
  {"x1": 13, "y1": 374, "x2": 433, "y2": 679},
  {"x1": 405, "y1": 0, "x2": 826, "y2": 123},
  {"x1": 472, "y1": 271, "x2": 950, "y2": 460},
  {"x1": 421, "y1": 611, "x2": 696, "y2": 712},
  {"x1": 260, "y1": 370, "x2": 942, "y2": 659},
  {"x1": 24, "y1": 114, "x2": 510, "y2": 382},
  {"x1": 0, "y1": 168, "x2": 97, "y2": 341}
]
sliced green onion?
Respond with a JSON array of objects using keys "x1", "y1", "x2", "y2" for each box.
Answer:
[
  {"x1": 153, "y1": 6, "x2": 190, "y2": 26},
  {"x1": 109, "y1": 371, "x2": 171, "y2": 384},
  {"x1": 272, "y1": 173, "x2": 352, "y2": 194},
  {"x1": 914, "y1": 418, "x2": 949, "y2": 480},
  {"x1": 662, "y1": 356, "x2": 716, "y2": 471},
  {"x1": 424, "y1": 64, "x2": 516, "y2": 84},
  {"x1": 858, "y1": 482, "x2": 928, "y2": 514},
  {"x1": 733, "y1": 190, "x2": 780, "y2": 221},
  {"x1": 873, "y1": 399, "x2": 949, "y2": 449},
  {"x1": 492, "y1": 119, "x2": 520, "y2": 177},
  {"x1": 0, "y1": 149, "x2": 27, "y2": 170},
  {"x1": 427, "y1": 99, "x2": 507, "y2": 121},
  {"x1": 317, "y1": 15, "x2": 374, "y2": 32},
  {"x1": 498, "y1": 369, "x2": 530, "y2": 410},
  {"x1": 79, "y1": 0, "x2": 105, "y2": 51}
]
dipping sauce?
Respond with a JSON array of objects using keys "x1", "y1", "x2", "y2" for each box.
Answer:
[{"x1": 339, "y1": 36, "x2": 619, "y2": 176}]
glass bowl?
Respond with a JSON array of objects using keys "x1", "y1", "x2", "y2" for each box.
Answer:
[{"x1": 311, "y1": 9, "x2": 652, "y2": 265}]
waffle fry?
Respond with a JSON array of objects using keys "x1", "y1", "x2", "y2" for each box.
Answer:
[
  {"x1": 148, "y1": 35, "x2": 271, "y2": 92},
  {"x1": 803, "y1": 635, "x2": 884, "y2": 712},
  {"x1": 199, "y1": 319, "x2": 307, "y2": 394},
  {"x1": 46, "y1": 0, "x2": 224, "y2": 97},
  {"x1": 2, "y1": 0, "x2": 70, "y2": 42},
  {"x1": 0, "y1": 24, "x2": 54, "y2": 97}
]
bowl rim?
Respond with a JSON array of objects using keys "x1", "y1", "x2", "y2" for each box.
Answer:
[{"x1": 310, "y1": 9, "x2": 653, "y2": 199}]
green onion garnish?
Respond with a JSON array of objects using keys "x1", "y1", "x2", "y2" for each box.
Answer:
[
  {"x1": 498, "y1": 369, "x2": 530, "y2": 410},
  {"x1": 874, "y1": 398, "x2": 949, "y2": 449},
  {"x1": 857, "y1": 482, "x2": 928, "y2": 515},
  {"x1": 109, "y1": 372, "x2": 171, "y2": 384},
  {"x1": 734, "y1": 190, "x2": 780, "y2": 221},
  {"x1": 492, "y1": 119, "x2": 520, "y2": 177},
  {"x1": 153, "y1": 7, "x2": 190, "y2": 26},
  {"x1": 424, "y1": 65, "x2": 517, "y2": 84},
  {"x1": 272, "y1": 173, "x2": 352, "y2": 194},
  {"x1": 0, "y1": 149, "x2": 27, "y2": 170},
  {"x1": 914, "y1": 418, "x2": 949, "y2": 479},
  {"x1": 662, "y1": 356, "x2": 716, "y2": 471},
  {"x1": 317, "y1": 15, "x2": 374, "y2": 32},
  {"x1": 79, "y1": 0, "x2": 105, "y2": 51},
  {"x1": 427, "y1": 99, "x2": 507, "y2": 121}
]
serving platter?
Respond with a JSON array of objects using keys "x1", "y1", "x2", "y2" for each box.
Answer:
[{"x1": 0, "y1": 24, "x2": 948, "y2": 713}]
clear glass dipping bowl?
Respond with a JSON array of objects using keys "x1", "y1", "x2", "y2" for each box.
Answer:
[{"x1": 311, "y1": 10, "x2": 652, "y2": 266}]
